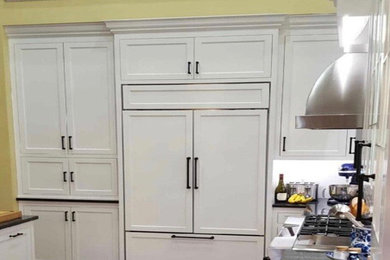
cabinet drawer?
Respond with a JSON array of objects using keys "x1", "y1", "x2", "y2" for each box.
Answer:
[
  {"x1": 126, "y1": 232, "x2": 264, "y2": 260},
  {"x1": 0, "y1": 225, "x2": 33, "y2": 260},
  {"x1": 122, "y1": 83, "x2": 269, "y2": 109}
]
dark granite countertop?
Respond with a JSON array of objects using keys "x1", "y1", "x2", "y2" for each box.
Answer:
[
  {"x1": 273, "y1": 198, "x2": 332, "y2": 215},
  {"x1": 0, "y1": 215, "x2": 38, "y2": 231}
]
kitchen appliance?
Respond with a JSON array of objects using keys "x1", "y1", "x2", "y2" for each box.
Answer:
[
  {"x1": 293, "y1": 215, "x2": 353, "y2": 252},
  {"x1": 287, "y1": 182, "x2": 319, "y2": 200},
  {"x1": 328, "y1": 204, "x2": 364, "y2": 228},
  {"x1": 329, "y1": 184, "x2": 359, "y2": 202}
]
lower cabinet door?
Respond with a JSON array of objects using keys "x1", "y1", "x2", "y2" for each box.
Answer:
[
  {"x1": 69, "y1": 158, "x2": 118, "y2": 198},
  {"x1": 71, "y1": 205, "x2": 119, "y2": 260},
  {"x1": 22, "y1": 204, "x2": 72, "y2": 260},
  {"x1": 21, "y1": 157, "x2": 70, "y2": 195},
  {"x1": 126, "y1": 232, "x2": 264, "y2": 260}
]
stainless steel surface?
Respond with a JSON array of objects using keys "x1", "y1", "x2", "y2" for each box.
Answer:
[
  {"x1": 329, "y1": 184, "x2": 358, "y2": 201},
  {"x1": 287, "y1": 182, "x2": 319, "y2": 199},
  {"x1": 293, "y1": 234, "x2": 351, "y2": 252},
  {"x1": 295, "y1": 53, "x2": 368, "y2": 129},
  {"x1": 328, "y1": 204, "x2": 364, "y2": 228}
]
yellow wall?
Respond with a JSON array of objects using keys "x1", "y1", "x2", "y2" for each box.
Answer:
[{"x1": 0, "y1": 0, "x2": 335, "y2": 210}]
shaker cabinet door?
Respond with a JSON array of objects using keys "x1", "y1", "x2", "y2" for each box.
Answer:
[
  {"x1": 22, "y1": 205, "x2": 72, "y2": 260},
  {"x1": 280, "y1": 34, "x2": 348, "y2": 157},
  {"x1": 21, "y1": 157, "x2": 70, "y2": 196},
  {"x1": 194, "y1": 35, "x2": 272, "y2": 79},
  {"x1": 193, "y1": 110, "x2": 267, "y2": 235},
  {"x1": 120, "y1": 38, "x2": 194, "y2": 81},
  {"x1": 123, "y1": 111, "x2": 193, "y2": 233},
  {"x1": 14, "y1": 43, "x2": 67, "y2": 155},
  {"x1": 64, "y1": 42, "x2": 116, "y2": 155}
]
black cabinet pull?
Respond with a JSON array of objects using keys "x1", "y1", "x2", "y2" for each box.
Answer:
[
  {"x1": 65, "y1": 211, "x2": 69, "y2": 221},
  {"x1": 187, "y1": 61, "x2": 192, "y2": 74},
  {"x1": 171, "y1": 235, "x2": 214, "y2": 240},
  {"x1": 195, "y1": 61, "x2": 200, "y2": 74},
  {"x1": 194, "y1": 157, "x2": 199, "y2": 189},
  {"x1": 63, "y1": 171, "x2": 67, "y2": 182},
  {"x1": 68, "y1": 136, "x2": 73, "y2": 150},
  {"x1": 9, "y1": 233, "x2": 23, "y2": 238},
  {"x1": 186, "y1": 157, "x2": 191, "y2": 189},
  {"x1": 61, "y1": 136, "x2": 66, "y2": 150},
  {"x1": 71, "y1": 211, "x2": 76, "y2": 222},
  {"x1": 282, "y1": 137, "x2": 286, "y2": 152},
  {"x1": 70, "y1": 172, "x2": 74, "y2": 182},
  {"x1": 349, "y1": 137, "x2": 356, "y2": 154}
]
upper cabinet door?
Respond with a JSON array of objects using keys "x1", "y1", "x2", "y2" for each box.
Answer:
[
  {"x1": 120, "y1": 38, "x2": 194, "y2": 81},
  {"x1": 194, "y1": 35, "x2": 272, "y2": 79},
  {"x1": 281, "y1": 35, "x2": 348, "y2": 158},
  {"x1": 14, "y1": 43, "x2": 67, "y2": 155},
  {"x1": 123, "y1": 111, "x2": 193, "y2": 233},
  {"x1": 193, "y1": 110, "x2": 267, "y2": 235},
  {"x1": 64, "y1": 42, "x2": 116, "y2": 155},
  {"x1": 71, "y1": 206, "x2": 118, "y2": 260}
]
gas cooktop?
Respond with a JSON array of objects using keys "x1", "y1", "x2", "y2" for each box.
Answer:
[{"x1": 293, "y1": 215, "x2": 353, "y2": 252}]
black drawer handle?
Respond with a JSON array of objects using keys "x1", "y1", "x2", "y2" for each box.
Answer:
[
  {"x1": 187, "y1": 61, "x2": 192, "y2": 74},
  {"x1": 171, "y1": 235, "x2": 214, "y2": 240},
  {"x1": 61, "y1": 136, "x2": 66, "y2": 150},
  {"x1": 186, "y1": 157, "x2": 191, "y2": 189},
  {"x1": 70, "y1": 171, "x2": 75, "y2": 182},
  {"x1": 65, "y1": 211, "x2": 69, "y2": 221},
  {"x1": 195, "y1": 61, "x2": 200, "y2": 74},
  {"x1": 69, "y1": 136, "x2": 73, "y2": 150},
  {"x1": 72, "y1": 211, "x2": 76, "y2": 222},
  {"x1": 9, "y1": 233, "x2": 24, "y2": 238},
  {"x1": 194, "y1": 157, "x2": 199, "y2": 189},
  {"x1": 63, "y1": 171, "x2": 67, "y2": 182},
  {"x1": 282, "y1": 137, "x2": 286, "y2": 152}
]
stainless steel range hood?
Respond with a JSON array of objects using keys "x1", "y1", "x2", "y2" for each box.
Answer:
[{"x1": 295, "y1": 52, "x2": 368, "y2": 129}]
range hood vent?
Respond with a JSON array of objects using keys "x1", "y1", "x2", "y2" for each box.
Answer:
[{"x1": 295, "y1": 52, "x2": 367, "y2": 129}]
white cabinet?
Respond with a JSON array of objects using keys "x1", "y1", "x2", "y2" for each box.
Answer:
[
  {"x1": 123, "y1": 110, "x2": 267, "y2": 235},
  {"x1": 193, "y1": 110, "x2": 267, "y2": 235},
  {"x1": 195, "y1": 35, "x2": 272, "y2": 79},
  {"x1": 120, "y1": 38, "x2": 194, "y2": 81},
  {"x1": 21, "y1": 202, "x2": 119, "y2": 260},
  {"x1": 0, "y1": 223, "x2": 35, "y2": 260},
  {"x1": 64, "y1": 42, "x2": 116, "y2": 155},
  {"x1": 123, "y1": 111, "x2": 193, "y2": 233},
  {"x1": 13, "y1": 40, "x2": 116, "y2": 156},
  {"x1": 280, "y1": 34, "x2": 351, "y2": 158},
  {"x1": 14, "y1": 43, "x2": 67, "y2": 156},
  {"x1": 71, "y1": 206, "x2": 119, "y2": 260},
  {"x1": 21, "y1": 158, "x2": 69, "y2": 196},
  {"x1": 20, "y1": 158, "x2": 118, "y2": 199},
  {"x1": 22, "y1": 205, "x2": 71, "y2": 260},
  {"x1": 126, "y1": 232, "x2": 264, "y2": 260},
  {"x1": 69, "y1": 159, "x2": 117, "y2": 197},
  {"x1": 119, "y1": 34, "x2": 273, "y2": 81}
]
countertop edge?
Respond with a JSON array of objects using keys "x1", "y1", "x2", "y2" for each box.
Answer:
[{"x1": 0, "y1": 215, "x2": 38, "y2": 231}]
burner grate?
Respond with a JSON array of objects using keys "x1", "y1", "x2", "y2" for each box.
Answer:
[{"x1": 299, "y1": 215, "x2": 353, "y2": 237}]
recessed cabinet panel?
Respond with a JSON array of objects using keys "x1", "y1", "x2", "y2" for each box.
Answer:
[
  {"x1": 14, "y1": 43, "x2": 67, "y2": 155},
  {"x1": 193, "y1": 110, "x2": 267, "y2": 235},
  {"x1": 21, "y1": 158, "x2": 69, "y2": 195},
  {"x1": 0, "y1": 227, "x2": 33, "y2": 260},
  {"x1": 126, "y1": 232, "x2": 264, "y2": 260},
  {"x1": 22, "y1": 205, "x2": 72, "y2": 260},
  {"x1": 64, "y1": 42, "x2": 116, "y2": 155},
  {"x1": 281, "y1": 35, "x2": 348, "y2": 157},
  {"x1": 120, "y1": 38, "x2": 194, "y2": 80},
  {"x1": 122, "y1": 83, "x2": 270, "y2": 109},
  {"x1": 123, "y1": 111, "x2": 193, "y2": 232},
  {"x1": 71, "y1": 206, "x2": 119, "y2": 260},
  {"x1": 69, "y1": 158, "x2": 118, "y2": 197},
  {"x1": 195, "y1": 35, "x2": 272, "y2": 79}
]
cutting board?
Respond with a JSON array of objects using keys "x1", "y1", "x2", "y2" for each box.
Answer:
[{"x1": 0, "y1": 211, "x2": 22, "y2": 223}]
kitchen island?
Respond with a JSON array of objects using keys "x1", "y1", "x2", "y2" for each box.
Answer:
[{"x1": 0, "y1": 215, "x2": 38, "y2": 260}]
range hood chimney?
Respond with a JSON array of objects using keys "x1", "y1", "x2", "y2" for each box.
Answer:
[{"x1": 295, "y1": 0, "x2": 371, "y2": 129}]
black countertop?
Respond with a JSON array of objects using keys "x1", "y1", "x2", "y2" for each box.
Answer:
[
  {"x1": 0, "y1": 215, "x2": 38, "y2": 231},
  {"x1": 273, "y1": 198, "x2": 331, "y2": 215}
]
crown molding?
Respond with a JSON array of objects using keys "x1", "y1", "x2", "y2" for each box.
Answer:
[{"x1": 5, "y1": 22, "x2": 111, "y2": 38}]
